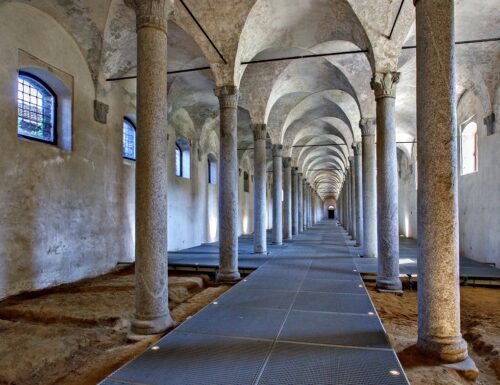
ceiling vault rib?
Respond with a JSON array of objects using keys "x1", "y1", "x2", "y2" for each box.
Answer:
[{"x1": 179, "y1": 0, "x2": 227, "y2": 64}]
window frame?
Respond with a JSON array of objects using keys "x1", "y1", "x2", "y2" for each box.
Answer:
[
  {"x1": 175, "y1": 142, "x2": 183, "y2": 177},
  {"x1": 460, "y1": 119, "x2": 479, "y2": 176},
  {"x1": 122, "y1": 116, "x2": 137, "y2": 161},
  {"x1": 17, "y1": 71, "x2": 57, "y2": 145},
  {"x1": 243, "y1": 171, "x2": 250, "y2": 192},
  {"x1": 208, "y1": 154, "x2": 217, "y2": 185}
]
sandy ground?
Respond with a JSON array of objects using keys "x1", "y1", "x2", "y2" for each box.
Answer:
[
  {"x1": 368, "y1": 283, "x2": 500, "y2": 385},
  {"x1": 0, "y1": 266, "x2": 230, "y2": 385},
  {"x1": 1, "y1": 267, "x2": 499, "y2": 385}
]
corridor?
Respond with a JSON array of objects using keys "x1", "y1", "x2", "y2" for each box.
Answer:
[{"x1": 101, "y1": 221, "x2": 409, "y2": 385}]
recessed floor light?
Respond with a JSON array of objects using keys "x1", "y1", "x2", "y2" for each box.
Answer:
[
  {"x1": 368, "y1": 311, "x2": 374, "y2": 315},
  {"x1": 151, "y1": 346, "x2": 160, "y2": 351},
  {"x1": 213, "y1": 301, "x2": 218, "y2": 305},
  {"x1": 389, "y1": 369, "x2": 400, "y2": 376}
]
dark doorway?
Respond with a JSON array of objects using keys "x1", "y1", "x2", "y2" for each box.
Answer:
[{"x1": 328, "y1": 209, "x2": 335, "y2": 219}]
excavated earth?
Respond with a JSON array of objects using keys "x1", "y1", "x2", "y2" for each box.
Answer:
[
  {"x1": 0, "y1": 267, "x2": 499, "y2": 385},
  {"x1": 0, "y1": 266, "x2": 230, "y2": 385},
  {"x1": 368, "y1": 283, "x2": 500, "y2": 385}
]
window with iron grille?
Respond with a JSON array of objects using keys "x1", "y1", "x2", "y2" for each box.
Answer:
[
  {"x1": 123, "y1": 118, "x2": 136, "y2": 160},
  {"x1": 17, "y1": 72, "x2": 56, "y2": 143}
]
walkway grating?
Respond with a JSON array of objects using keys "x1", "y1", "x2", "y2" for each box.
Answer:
[{"x1": 100, "y1": 221, "x2": 410, "y2": 385}]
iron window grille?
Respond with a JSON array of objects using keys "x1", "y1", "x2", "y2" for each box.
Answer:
[{"x1": 17, "y1": 72, "x2": 56, "y2": 144}]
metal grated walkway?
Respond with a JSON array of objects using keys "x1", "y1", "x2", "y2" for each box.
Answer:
[{"x1": 101, "y1": 221, "x2": 410, "y2": 385}]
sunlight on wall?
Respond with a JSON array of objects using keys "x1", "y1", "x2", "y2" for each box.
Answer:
[
  {"x1": 404, "y1": 214, "x2": 409, "y2": 238},
  {"x1": 243, "y1": 213, "x2": 249, "y2": 234},
  {"x1": 209, "y1": 215, "x2": 218, "y2": 242}
]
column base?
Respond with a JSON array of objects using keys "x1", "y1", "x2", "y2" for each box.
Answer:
[
  {"x1": 444, "y1": 357, "x2": 479, "y2": 381},
  {"x1": 130, "y1": 312, "x2": 174, "y2": 335},
  {"x1": 216, "y1": 270, "x2": 241, "y2": 283},
  {"x1": 417, "y1": 335, "x2": 469, "y2": 363},
  {"x1": 252, "y1": 251, "x2": 269, "y2": 255},
  {"x1": 376, "y1": 276, "x2": 403, "y2": 292}
]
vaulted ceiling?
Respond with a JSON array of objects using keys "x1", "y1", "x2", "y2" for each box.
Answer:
[{"x1": 5, "y1": 0, "x2": 499, "y2": 199}]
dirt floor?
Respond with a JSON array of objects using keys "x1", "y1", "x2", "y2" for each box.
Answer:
[
  {"x1": 1, "y1": 269, "x2": 499, "y2": 385},
  {"x1": 368, "y1": 282, "x2": 500, "y2": 385},
  {"x1": 0, "y1": 266, "x2": 230, "y2": 385}
]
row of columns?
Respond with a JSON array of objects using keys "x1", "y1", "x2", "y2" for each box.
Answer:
[
  {"x1": 127, "y1": 0, "x2": 468, "y2": 368},
  {"x1": 337, "y1": 0, "x2": 467, "y2": 364}
]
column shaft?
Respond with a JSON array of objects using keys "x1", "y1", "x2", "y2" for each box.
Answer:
[
  {"x1": 292, "y1": 168, "x2": 299, "y2": 235},
  {"x1": 215, "y1": 85, "x2": 240, "y2": 282},
  {"x1": 353, "y1": 143, "x2": 364, "y2": 247},
  {"x1": 346, "y1": 169, "x2": 353, "y2": 236},
  {"x1": 298, "y1": 173, "x2": 304, "y2": 232},
  {"x1": 272, "y1": 145, "x2": 283, "y2": 244},
  {"x1": 283, "y1": 157, "x2": 292, "y2": 240},
  {"x1": 415, "y1": 0, "x2": 468, "y2": 363},
  {"x1": 371, "y1": 72, "x2": 402, "y2": 291},
  {"x1": 361, "y1": 119, "x2": 377, "y2": 258},
  {"x1": 350, "y1": 158, "x2": 357, "y2": 240},
  {"x1": 127, "y1": 0, "x2": 174, "y2": 335},
  {"x1": 253, "y1": 124, "x2": 267, "y2": 254}
]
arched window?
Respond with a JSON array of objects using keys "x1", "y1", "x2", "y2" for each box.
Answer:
[
  {"x1": 17, "y1": 72, "x2": 56, "y2": 143},
  {"x1": 123, "y1": 117, "x2": 136, "y2": 160},
  {"x1": 461, "y1": 121, "x2": 478, "y2": 175},
  {"x1": 175, "y1": 138, "x2": 190, "y2": 178},
  {"x1": 208, "y1": 153, "x2": 217, "y2": 184},
  {"x1": 243, "y1": 171, "x2": 250, "y2": 192}
]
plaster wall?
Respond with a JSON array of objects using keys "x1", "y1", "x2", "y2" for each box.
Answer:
[
  {"x1": 0, "y1": 3, "x2": 129, "y2": 299},
  {"x1": 458, "y1": 90, "x2": 500, "y2": 267},
  {"x1": 397, "y1": 148, "x2": 417, "y2": 239},
  {"x1": 238, "y1": 164, "x2": 255, "y2": 236}
]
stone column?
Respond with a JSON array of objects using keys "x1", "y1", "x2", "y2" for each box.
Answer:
[
  {"x1": 126, "y1": 0, "x2": 174, "y2": 335},
  {"x1": 302, "y1": 179, "x2": 307, "y2": 229},
  {"x1": 298, "y1": 173, "x2": 304, "y2": 232},
  {"x1": 272, "y1": 144, "x2": 283, "y2": 244},
  {"x1": 352, "y1": 142, "x2": 364, "y2": 247},
  {"x1": 371, "y1": 72, "x2": 402, "y2": 292},
  {"x1": 360, "y1": 118, "x2": 377, "y2": 258},
  {"x1": 292, "y1": 167, "x2": 299, "y2": 235},
  {"x1": 308, "y1": 185, "x2": 313, "y2": 227},
  {"x1": 215, "y1": 85, "x2": 240, "y2": 282},
  {"x1": 346, "y1": 168, "x2": 352, "y2": 236},
  {"x1": 304, "y1": 182, "x2": 311, "y2": 228},
  {"x1": 283, "y1": 157, "x2": 292, "y2": 240},
  {"x1": 349, "y1": 157, "x2": 357, "y2": 241},
  {"x1": 253, "y1": 124, "x2": 267, "y2": 254},
  {"x1": 415, "y1": 0, "x2": 468, "y2": 363},
  {"x1": 343, "y1": 187, "x2": 347, "y2": 226}
]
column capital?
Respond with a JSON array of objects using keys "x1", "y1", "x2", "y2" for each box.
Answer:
[
  {"x1": 272, "y1": 144, "x2": 283, "y2": 157},
  {"x1": 291, "y1": 167, "x2": 298, "y2": 175},
  {"x1": 125, "y1": 0, "x2": 174, "y2": 34},
  {"x1": 215, "y1": 85, "x2": 239, "y2": 108},
  {"x1": 252, "y1": 123, "x2": 267, "y2": 140},
  {"x1": 370, "y1": 72, "x2": 400, "y2": 100},
  {"x1": 352, "y1": 142, "x2": 362, "y2": 155},
  {"x1": 298, "y1": 172, "x2": 303, "y2": 178},
  {"x1": 283, "y1": 157, "x2": 292, "y2": 168},
  {"x1": 359, "y1": 118, "x2": 376, "y2": 136}
]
